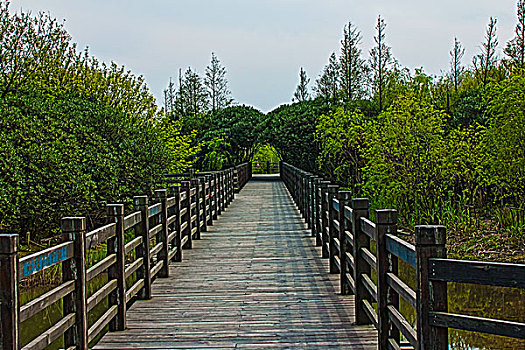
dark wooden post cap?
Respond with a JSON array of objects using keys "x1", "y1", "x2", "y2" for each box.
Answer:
[
  {"x1": 155, "y1": 189, "x2": 168, "y2": 199},
  {"x1": 327, "y1": 185, "x2": 339, "y2": 192},
  {"x1": 338, "y1": 191, "x2": 352, "y2": 201},
  {"x1": 0, "y1": 234, "x2": 19, "y2": 254},
  {"x1": 107, "y1": 204, "x2": 124, "y2": 216},
  {"x1": 61, "y1": 217, "x2": 86, "y2": 232},
  {"x1": 375, "y1": 209, "x2": 398, "y2": 225},
  {"x1": 133, "y1": 195, "x2": 148, "y2": 207},
  {"x1": 181, "y1": 181, "x2": 191, "y2": 188},
  {"x1": 415, "y1": 225, "x2": 446, "y2": 246},
  {"x1": 351, "y1": 198, "x2": 369, "y2": 210}
]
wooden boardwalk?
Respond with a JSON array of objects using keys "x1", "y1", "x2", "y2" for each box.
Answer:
[{"x1": 95, "y1": 175, "x2": 377, "y2": 349}]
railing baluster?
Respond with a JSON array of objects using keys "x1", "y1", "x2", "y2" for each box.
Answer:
[
  {"x1": 134, "y1": 195, "x2": 152, "y2": 299},
  {"x1": 107, "y1": 204, "x2": 126, "y2": 331},
  {"x1": 61, "y1": 217, "x2": 88, "y2": 350},
  {"x1": 0, "y1": 234, "x2": 20, "y2": 350}
]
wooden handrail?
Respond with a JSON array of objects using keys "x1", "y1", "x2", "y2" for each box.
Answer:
[
  {"x1": 0, "y1": 163, "x2": 252, "y2": 350},
  {"x1": 280, "y1": 161, "x2": 525, "y2": 349}
]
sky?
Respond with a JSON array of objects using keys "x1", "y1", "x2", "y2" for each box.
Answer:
[{"x1": 9, "y1": 0, "x2": 519, "y2": 112}]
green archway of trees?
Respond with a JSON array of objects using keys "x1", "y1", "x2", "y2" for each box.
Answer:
[{"x1": 177, "y1": 100, "x2": 329, "y2": 172}]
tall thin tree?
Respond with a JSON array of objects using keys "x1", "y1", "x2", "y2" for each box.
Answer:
[
  {"x1": 339, "y1": 21, "x2": 366, "y2": 101},
  {"x1": 204, "y1": 52, "x2": 232, "y2": 112},
  {"x1": 504, "y1": 0, "x2": 525, "y2": 67},
  {"x1": 473, "y1": 17, "x2": 498, "y2": 86},
  {"x1": 369, "y1": 15, "x2": 392, "y2": 111},
  {"x1": 314, "y1": 53, "x2": 339, "y2": 104},
  {"x1": 450, "y1": 37, "x2": 465, "y2": 93},
  {"x1": 293, "y1": 67, "x2": 310, "y2": 102}
]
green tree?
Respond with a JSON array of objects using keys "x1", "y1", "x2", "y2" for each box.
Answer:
[
  {"x1": 473, "y1": 17, "x2": 499, "y2": 86},
  {"x1": 450, "y1": 37, "x2": 465, "y2": 93},
  {"x1": 176, "y1": 67, "x2": 209, "y2": 117},
  {"x1": 293, "y1": 67, "x2": 310, "y2": 102},
  {"x1": 504, "y1": 0, "x2": 525, "y2": 68},
  {"x1": 204, "y1": 52, "x2": 233, "y2": 112},
  {"x1": 314, "y1": 53, "x2": 339, "y2": 104},
  {"x1": 339, "y1": 22, "x2": 367, "y2": 101},
  {"x1": 369, "y1": 15, "x2": 392, "y2": 111}
]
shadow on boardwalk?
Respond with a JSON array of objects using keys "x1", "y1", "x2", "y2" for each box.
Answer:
[{"x1": 95, "y1": 176, "x2": 377, "y2": 349}]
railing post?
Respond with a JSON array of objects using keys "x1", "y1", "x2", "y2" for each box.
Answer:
[
  {"x1": 376, "y1": 209, "x2": 399, "y2": 349},
  {"x1": 205, "y1": 175, "x2": 213, "y2": 226},
  {"x1": 328, "y1": 185, "x2": 339, "y2": 271},
  {"x1": 212, "y1": 174, "x2": 218, "y2": 220},
  {"x1": 169, "y1": 185, "x2": 182, "y2": 262},
  {"x1": 0, "y1": 234, "x2": 20, "y2": 350},
  {"x1": 338, "y1": 191, "x2": 352, "y2": 295},
  {"x1": 352, "y1": 198, "x2": 371, "y2": 325},
  {"x1": 199, "y1": 177, "x2": 208, "y2": 232},
  {"x1": 312, "y1": 178, "x2": 321, "y2": 238},
  {"x1": 181, "y1": 181, "x2": 192, "y2": 249},
  {"x1": 308, "y1": 176, "x2": 318, "y2": 230},
  {"x1": 155, "y1": 189, "x2": 170, "y2": 277},
  {"x1": 191, "y1": 179, "x2": 201, "y2": 240},
  {"x1": 133, "y1": 195, "x2": 152, "y2": 299},
  {"x1": 415, "y1": 225, "x2": 448, "y2": 350},
  {"x1": 61, "y1": 217, "x2": 88, "y2": 350},
  {"x1": 107, "y1": 204, "x2": 126, "y2": 331},
  {"x1": 319, "y1": 181, "x2": 331, "y2": 252}
]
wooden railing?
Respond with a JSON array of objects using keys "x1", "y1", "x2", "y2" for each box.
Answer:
[
  {"x1": 0, "y1": 163, "x2": 252, "y2": 350},
  {"x1": 252, "y1": 161, "x2": 280, "y2": 174},
  {"x1": 281, "y1": 162, "x2": 525, "y2": 349}
]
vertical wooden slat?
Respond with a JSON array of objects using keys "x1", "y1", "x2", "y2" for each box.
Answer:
[
  {"x1": 61, "y1": 217, "x2": 88, "y2": 350},
  {"x1": 169, "y1": 185, "x2": 182, "y2": 262},
  {"x1": 155, "y1": 189, "x2": 170, "y2": 277},
  {"x1": 133, "y1": 196, "x2": 151, "y2": 299},
  {"x1": 416, "y1": 225, "x2": 448, "y2": 350},
  {"x1": 212, "y1": 173, "x2": 218, "y2": 220},
  {"x1": 107, "y1": 204, "x2": 126, "y2": 331},
  {"x1": 181, "y1": 181, "x2": 192, "y2": 249},
  {"x1": 0, "y1": 234, "x2": 20, "y2": 350},
  {"x1": 338, "y1": 191, "x2": 352, "y2": 295},
  {"x1": 205, "y1": 175, "x2": 213, "y2": 226},
  {"x1": 199, "y1": 177, "x2": 208, "y2": 232},
  {"x1": 376, "y1": 209, "x2": 398, "y2": 349},
  {"x1": 352, "y1": 198, "x2": 371, "y2": 325},
  {"x1": 319, "y1": 181, "x2": 331, "y2": 251},
  {"x1": 191, "y1": 179, "x2": 201, "y2": 240},
  {"x1": 328, "y1": 185, "x2": 339, "y2": 272}
]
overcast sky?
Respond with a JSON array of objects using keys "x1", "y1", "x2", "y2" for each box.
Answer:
[{"x1": 9, "y1": 0, "x2": 518, "y2": 112}]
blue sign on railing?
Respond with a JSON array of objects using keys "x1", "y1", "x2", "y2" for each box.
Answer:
[{"x1": 23, "y1": 246, "x2": 68, "y2": 277}]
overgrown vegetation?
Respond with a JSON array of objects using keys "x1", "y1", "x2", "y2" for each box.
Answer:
[{"x1": 0, "y1": 1, "x2": 199, "y2": 241}]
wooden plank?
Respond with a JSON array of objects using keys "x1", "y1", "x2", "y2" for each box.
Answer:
[
  {"x1": 125, "y1": 258, "x2": 143, "y2": 279},
  {"x1": 429, "y1": 258, "x2": 525, "y2": 288},
  {"x1": 387, "y1": 305, "x2": 417, "y2": 347},
  {"x1": 149, "y1": 223, "x2": 162, "y2": 239},
  {"x1": 124, "y1": 236, "x2": 143, "y2": 255},
  {"x1": 150, "y1": 260, "x2": 164, "y2": 278},
  {"x1": 19, "y1": 241, "x2": 73, "y2": 278},
  {"x1": 86, "y1": 254, "x2": 116, "y2": 282},
  {"x1": 87, "y1": 279, "x2": 117, "y2": 312},
  {"x1": 126, "y1": 279, "x2": 145, "y2": 303},
  {"x1": 21, "y1": 313, "x2": 75, "y2": 350},
  {"x1": 88, "y1": 305, "x2": 118, "y2": 343},
  {"x1": 344, "y1": 206, "x2": 352, "y2": 223},
  {"x1": 430, "y1": 311, "x2": 525, "y2": 339},
  {"x1": 124, "y1": 212, "x2": 141, "y2": 231},
  {"x1": 360, "y1": 218, "x2": 376, "y2": 240},
  {"x1": 386, "y1": 234, "x2": 416, "y2": 268},
  {"x1": 86, "y1": 223, "x2": 117, "y2": 250},
  {"x1": 149, "y1": 203, "x2": 162, "y2": 217},
  {"x1": 150, "y1": 242, "x2": 163, "y2": 257},
  {"x1": 361, "y1": 247, "x2": 377, "y2": 270},
  {"x1": 387, "y1": 272, "x2": 416, "y2": 309},
  {"x1": 362, "y1": 300, "x2": 379, "y2": 329},
  {"x1": 20, "y1": 280, "x2": 75, "y2": 323},
  {"x1": 362, "y1": 274, "x2": 378, "y2": 302}
]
